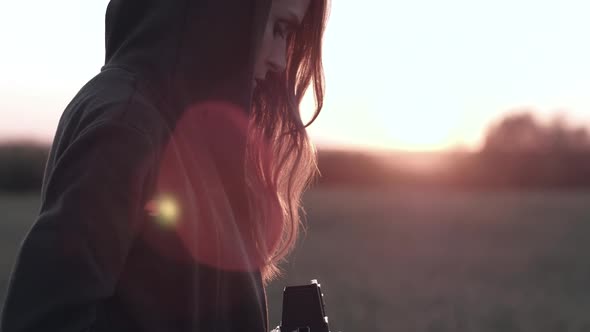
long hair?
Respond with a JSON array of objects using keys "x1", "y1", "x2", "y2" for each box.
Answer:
[{"x1": 246, "y1": 0, "x2": 330, "y2": 284}]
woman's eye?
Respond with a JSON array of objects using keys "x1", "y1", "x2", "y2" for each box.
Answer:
[{"x1": 273, "y1": 23, "x2": 287, "y2": 39}]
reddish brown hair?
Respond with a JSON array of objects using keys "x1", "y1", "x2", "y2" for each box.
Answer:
[{"x1": 247, "y1": 0, "x2": 330, "y2": 284}]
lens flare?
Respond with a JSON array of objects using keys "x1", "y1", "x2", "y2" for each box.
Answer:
[
  {"x1": 138, "y1": 100, "x2": 281, "y2": 271},
  {"x1": 145, "y1": 194, "x2": 180, "y2": 228}
]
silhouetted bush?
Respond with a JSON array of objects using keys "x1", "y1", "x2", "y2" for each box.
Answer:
[
  {"x1": 315, "y1": 111, "x2": 590, "y2": 190},
  {"x1": 316, "y1": 149, "x2": 402, "y2": 188},
  {"x1": 472, "y1": 111, "x2": 590, "y2": 189},
  {"x1": 0, "y1": 142, "x2": 49, "y2": 192}
]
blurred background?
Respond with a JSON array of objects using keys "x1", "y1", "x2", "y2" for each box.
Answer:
[{"x1": 2, "y1": 1, "x2": 590, "y2": 331}]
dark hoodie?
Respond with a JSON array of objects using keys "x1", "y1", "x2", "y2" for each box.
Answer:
[{"x1": 0, "y1": 0, "x2": 275, "y2": 331}]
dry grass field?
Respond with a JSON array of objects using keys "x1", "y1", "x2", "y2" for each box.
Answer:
[{"x1": 2, "y1": 188, "x2": 590, "y2": 332}]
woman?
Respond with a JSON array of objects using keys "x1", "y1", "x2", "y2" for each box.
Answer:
[{"x1": 0, "y1": 0, "x2": 328, "y2": 331}]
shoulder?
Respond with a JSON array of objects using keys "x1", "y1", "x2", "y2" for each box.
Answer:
[{"x1": 55, "y1": 67, "x2": 170, "y2": 153}]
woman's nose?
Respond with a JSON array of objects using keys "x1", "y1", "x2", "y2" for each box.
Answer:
[{"x1": 267, "y1": 46, "x2": 287, "y2": 74}]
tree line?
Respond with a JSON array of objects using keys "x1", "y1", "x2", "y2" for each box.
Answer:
[
  {"x1": 316, "y1": 111, "x2": 590, "y2": 190},
  {"x1": 1, "y1": 110, "x2": 590, "y2": 192}
]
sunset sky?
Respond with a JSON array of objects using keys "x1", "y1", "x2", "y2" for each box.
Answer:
[{"x1": 2, "y1": 0, "x2": 590, "y2": 151}]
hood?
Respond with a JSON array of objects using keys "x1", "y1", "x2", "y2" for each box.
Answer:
[
  {"x1": 103, "y1": 0, "x2": 271, "y2": 115},
  {"x1": 102, "y1": 1, "x2": 276, "y2": 276}
]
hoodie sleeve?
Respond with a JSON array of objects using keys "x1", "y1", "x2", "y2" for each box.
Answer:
[{"x1": 0, "y1": 121, "x2": 156, "y2": 332}]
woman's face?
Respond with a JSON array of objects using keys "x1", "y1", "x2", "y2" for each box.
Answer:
[{"x1": 254, "y1": 0, "x2": 310, "y2": 87}]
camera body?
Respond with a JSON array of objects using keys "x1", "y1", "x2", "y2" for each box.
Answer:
[{"x1": 274, "y1": 279, "x2": 331, "y2": 332}]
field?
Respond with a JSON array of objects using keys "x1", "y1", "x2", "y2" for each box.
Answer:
[{"x1": 2, "y1": 188, "x2": 590, "y2": 332}]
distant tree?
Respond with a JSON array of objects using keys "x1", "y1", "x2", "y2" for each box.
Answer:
[
  {"x1": 474, "y1": 110, "x2": 590, "y2": 189},
  {"x1": 0, "y1": 143, "x2": 49, "y2": 192},
  {"x1": 483, "y1": 112, "x2": 544, "y2": 153},
  {"x1": 483, "y1": 111, "x2": 590, "y2": 154},
  {"x1": 316, "y1": 149, "x2": 400, "y2": 187}
]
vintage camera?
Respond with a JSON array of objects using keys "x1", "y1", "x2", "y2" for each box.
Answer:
[{"x1": 273, "y1": 279, "x2": 332, "y2": 332}]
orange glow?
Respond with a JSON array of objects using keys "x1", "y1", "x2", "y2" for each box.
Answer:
[{"x1": 145, "y1": 195, "x2": 181, "y2": 228}]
